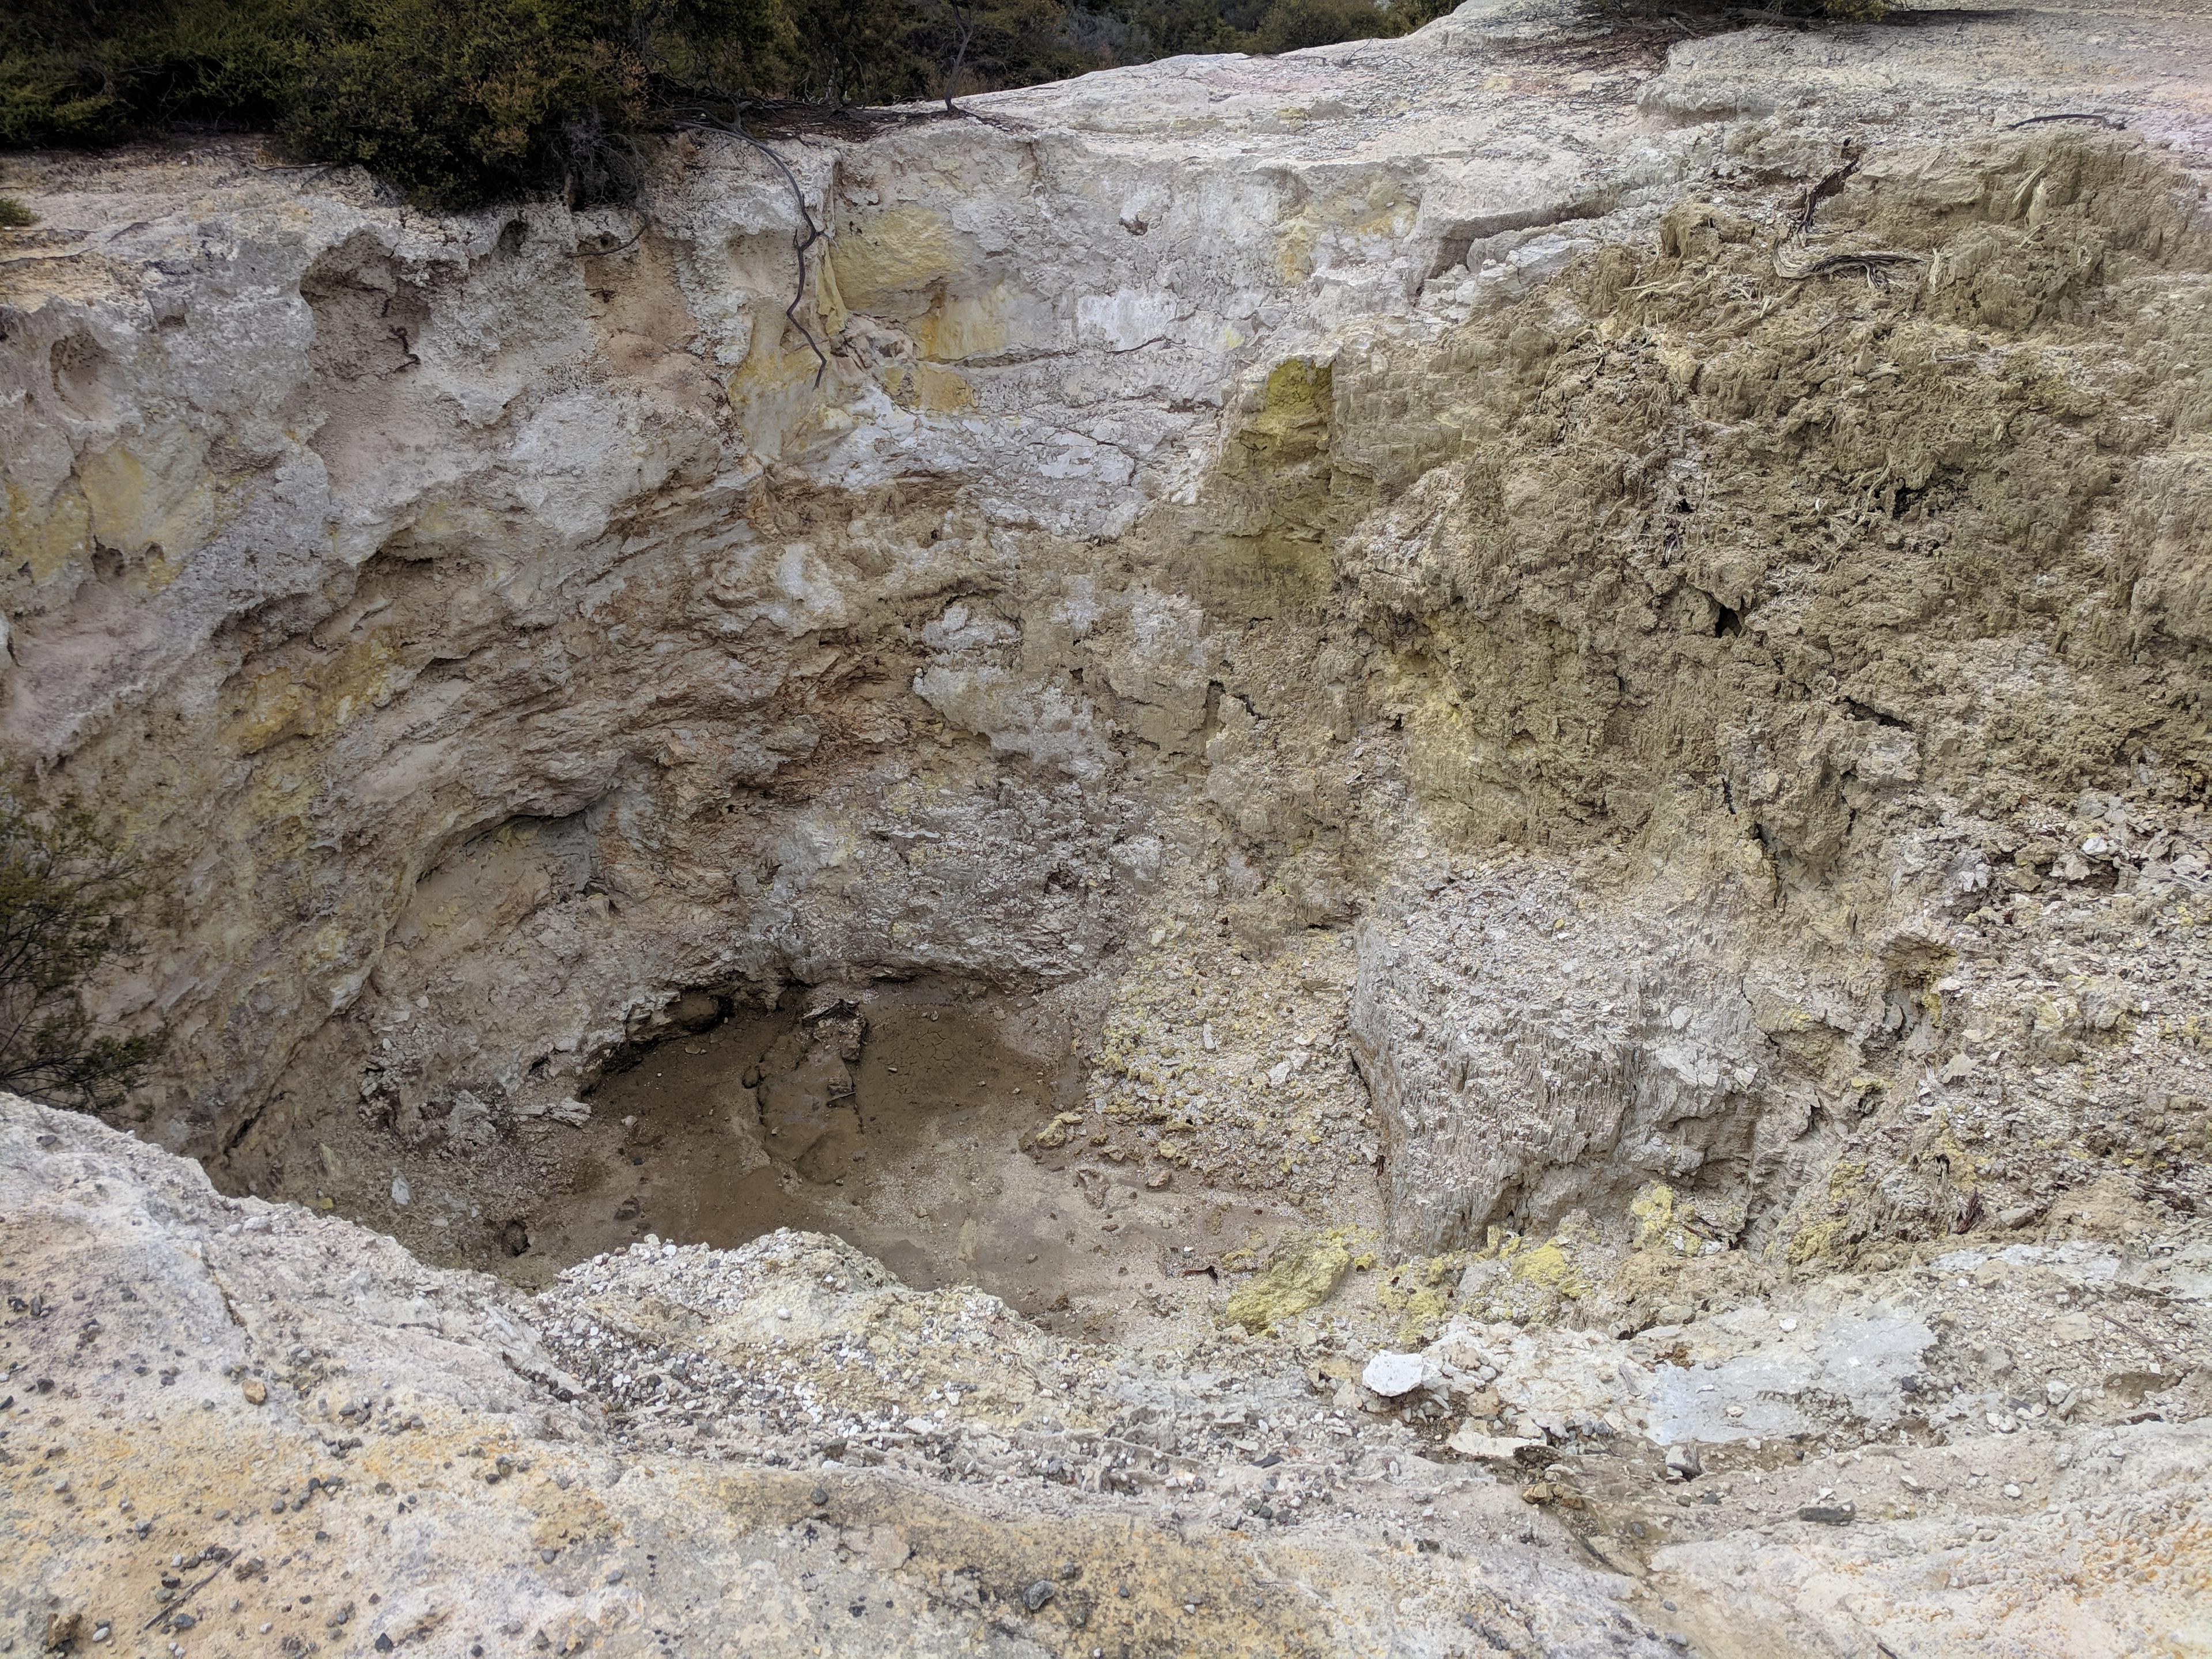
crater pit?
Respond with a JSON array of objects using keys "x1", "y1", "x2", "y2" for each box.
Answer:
[{"x1": 7, "y1": 16, "x2": 2212, "y2": 1652}]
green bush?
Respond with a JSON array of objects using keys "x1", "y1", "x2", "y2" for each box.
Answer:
[
  {"x1": 0, "y1": 0, "x2": 790, "y2": 206},
  {"x1": 2, "y1": 0, "x2": 1879, "y2": 207},
  {"x1": 1103, "y1": 0, "x2": 1454, "y2": 60},
  {"x1": 279, "y1": 0, "x2": 659, "y2": 207}
]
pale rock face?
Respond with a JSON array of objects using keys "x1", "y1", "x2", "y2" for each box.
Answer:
[
  {"x1": 0, "y1": 1091, "x2": 1688, "y2": 1657},
  {"x1": 1, "y1": 0, "x2": 2210, "y2": 1247},
  {"x1": 3, "y1": 26, "x2": 2212, "y2": 1652},
  {"x1": 1362, "y1": 1349, "x2": 1429, "y2": 1396}
]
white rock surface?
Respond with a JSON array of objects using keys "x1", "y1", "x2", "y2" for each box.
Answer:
[{"x1": 1362, "y1": 1350, "x2": 1428, "y2": 1396}]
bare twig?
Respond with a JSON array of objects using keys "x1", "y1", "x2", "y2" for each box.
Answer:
[
  {"x1": 2006, "y1": 112, "x2": 2125, "y2": 131},
  {"x1": 1774, "y1": 247, "x2": 1923, "y2": 283},
  {"x1": 567, "y1": 223, "x2": 646, "y2": 260},
  {"x1": 142, "y1": 1563, "x2": 225, "y2": 1634},
  {"x1": 1797, "y1": 137, "x2": 1861, "y2": 235},
  {"x1": 674, "y1": 99, "x2": 828, "y2": 387}
]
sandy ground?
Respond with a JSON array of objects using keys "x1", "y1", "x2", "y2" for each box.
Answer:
[{"x1": 485, "y1": 986, "x2": 1353, "y2": 1347}]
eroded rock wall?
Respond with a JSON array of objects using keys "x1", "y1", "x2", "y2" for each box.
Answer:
[{"x1": 1, "y1": 1, "x2": 2210, "y2": 1275}]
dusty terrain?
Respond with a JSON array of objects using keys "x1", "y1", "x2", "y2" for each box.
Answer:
[{"x1": 6, "y1": 0, "x2": 2212, "y2": 1651}]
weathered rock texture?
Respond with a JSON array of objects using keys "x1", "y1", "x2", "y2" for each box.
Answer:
[
  {"x1": 6, "y1": 0, "x2": 2212, "y2": 1649},
  {"x1": 4, "y1": 0, "x2": 2212, "y2": 1272},
  {"x1": 9, "y1": 1084, "x2": 2211, "y2": 1659},
  {"x1": 1, "y1": 1093, "x2": 1683, "y2": 1658}
]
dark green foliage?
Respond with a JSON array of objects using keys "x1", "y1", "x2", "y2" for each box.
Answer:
[
  {"x1": 281, "y1": 1, "x2": 672, "y2": 207},
  {"x1": 0, "y1": 0, "x2": 790, "y2": 205},
  {"x1": 781, "y1": 0, "x2": 929, "y2": 105},
  {"x1": 1108, "y1": 0, "x2": 1456, "y2": 59},
  {"x1": 0, "y1": 0, "x2": 1591, "y2": 206},
  {"x1": 0, "y1": 790, "x2": 164, "y2": 1110},
  {"x1": 2, "y1": 0, "x2": 287, "y2": 151}
]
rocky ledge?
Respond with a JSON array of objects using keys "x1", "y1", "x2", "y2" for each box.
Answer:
[
  {"x1": 7, "y1": 1093, "x2": 2210, "y2": 1657},
  {"x1": 6, "y1": 0, "x2": 2212, "y2": 1653}
]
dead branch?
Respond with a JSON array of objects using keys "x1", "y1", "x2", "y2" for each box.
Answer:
[
  {"x1": 1767, "y1": 134, "x2": 1921, "y2": 289},
  {"x1": 924, "y1": 0, "x2": 1023, "y2": 132},
  {"x1": 673, "y1": 97, "x2": 829, "y2": 388},
  {"x1": 1772, "y1": 247, "x2": 1924, "y2": 285},
  {"x1": 1797, "y1": 137, "x2": 1861, "y2": 236},
  {"x1": 2006, "y1": 112, "x2": 2126, "y2": 131}
]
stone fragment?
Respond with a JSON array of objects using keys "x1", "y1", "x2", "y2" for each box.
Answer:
[
  {"x1": 1446, "y1": 1425, "x2": 1534, "y2": 1462},
  {"x1": 1362, "y1": 1351, "x2": 1426, "y2": 1397},
  {"x1": 1033, "y1": 1113, "x2": 1084, "y2": 1149},
  {"x1": 241, "y1": 1377, "x2": 267, "y2": 1406},
  {"x1": 1582, "y1": 1536, "x2": 1647, "y2": 1578},
  {"x1": 1224, "y1": 1230, "x2": 1354, "y2": 1334}
]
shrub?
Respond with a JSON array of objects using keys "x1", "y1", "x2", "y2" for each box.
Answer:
[
  {"x1": 277, "y1": 0, "x2": 658, "y2": 207},
  {"x1": 1099, "y1": 0, "x2": 1458, "y2": 66},
  {"x1": 0, "y1": 0, "x2": 1893, "y2": 207},
  {"x1": 0, "y1": 789, "x2": 165, "y2": 1111},
  {"x1": 0, "y1": 0, "x2": 790, "y2": 206}
]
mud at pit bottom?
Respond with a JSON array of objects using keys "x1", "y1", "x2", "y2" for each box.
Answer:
[{"x1": 506, "y1": 984, "x2": 1291, "y2": 1343}]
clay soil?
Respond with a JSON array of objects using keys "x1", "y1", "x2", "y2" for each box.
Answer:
[{"x1": 501, "y1": 986, "x2": 1310, "y2": 1343}]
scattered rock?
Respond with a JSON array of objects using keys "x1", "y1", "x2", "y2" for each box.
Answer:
[
  {"x1": 1361, "y1": 1351, "x2": 1426, "y2": 1398},
  {"x1": 1446, "y1": 1426, "x2": 1536, "y2": 1462},
  {"x1": 1224, "y1": 1230, "x2": 1355, "y2": 1334}
]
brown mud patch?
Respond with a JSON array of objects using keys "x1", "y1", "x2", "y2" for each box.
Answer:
[{"x1": 500, "y1": 984, "x2": 1298, "y2": 1337}]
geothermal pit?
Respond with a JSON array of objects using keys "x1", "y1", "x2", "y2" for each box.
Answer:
[{"x1": 7, "y1": 4, "x2": 2212, "y2": 1656}]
